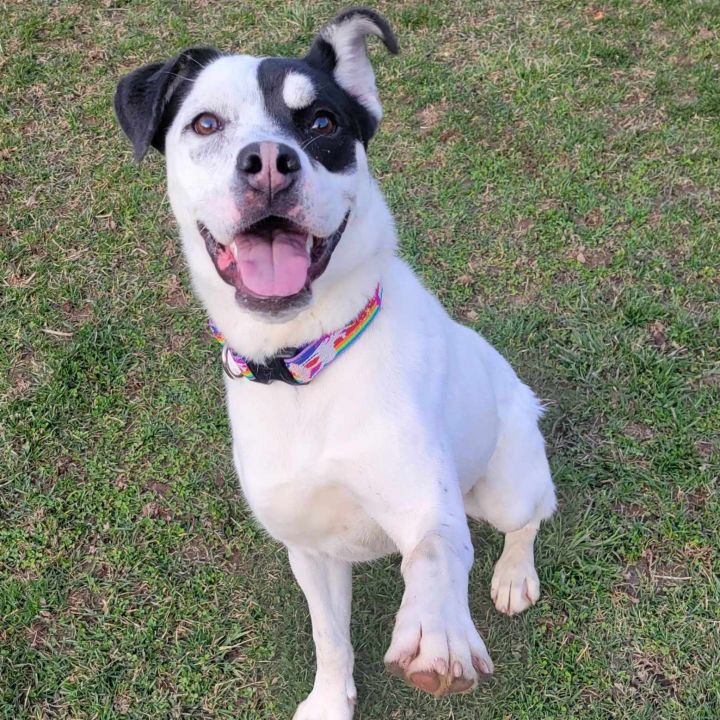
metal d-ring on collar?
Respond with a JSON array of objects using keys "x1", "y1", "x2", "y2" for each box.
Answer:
[{"x1": 221, "y1": 345, "x2": 245, "y2": 380}]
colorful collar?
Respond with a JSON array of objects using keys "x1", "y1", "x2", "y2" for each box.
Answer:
[{"x1": 209, "y1": 284, "x2": 382, "y2": 385}]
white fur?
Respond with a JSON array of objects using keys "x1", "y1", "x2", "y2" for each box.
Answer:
[
  {"x1": 321, "y1": 17, "x2": 385, "y2": 121},
  {"x1": 162, "y1": 50, "x2": 556, "y2": 719},
  {"x1": 282, "y1": 71, "x2": 316, "y2": 109}
]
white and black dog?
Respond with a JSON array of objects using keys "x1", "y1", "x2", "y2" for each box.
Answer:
[{"x1": 115, "y1": 8, "x2": 556, "y2": 718}]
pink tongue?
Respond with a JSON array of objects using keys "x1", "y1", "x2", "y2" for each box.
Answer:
[{"x1": 236, "y1": 233, "x2": 310, "y2": 297}]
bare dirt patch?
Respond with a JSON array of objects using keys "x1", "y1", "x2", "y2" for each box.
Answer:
[
  {"x1": 620, "y1": 548, "x2": 690, "y2": 599},
  {"x1": 623, "y1": 422, "x2": 654, "y2": 441},
  {"x1": 613, "y1": 501, "x2": 657, "y2": 522},
  {"x1": 417, "y1": 99, "x2": 449, "y2": 136},
  {"x1": 140, "y1": 501, "x2": 173, "y2": 522}
]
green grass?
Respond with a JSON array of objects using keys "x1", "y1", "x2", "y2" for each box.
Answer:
[{"x1": 1, "y1": 0, "x2": 719, "y2": 718}]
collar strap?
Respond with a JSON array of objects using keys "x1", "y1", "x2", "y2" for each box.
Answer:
[{"x1": 210, "y1": 284, "x2": 382, "y2": 385}]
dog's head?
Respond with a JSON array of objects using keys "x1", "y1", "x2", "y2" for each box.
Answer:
[{"x1": 114, "y1": 8, "x2": 397, "y2": 320}]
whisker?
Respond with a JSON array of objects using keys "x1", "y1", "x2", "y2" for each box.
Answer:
[
  {"x1": 161, "y1": 71, "x2": 198, "y2": 83},
  {"x1": 300, "y1": 135, "x2": 324, "y2": 153},
  {"x1": 183, "y1": 54, "x2": 213, "y2": 70}
]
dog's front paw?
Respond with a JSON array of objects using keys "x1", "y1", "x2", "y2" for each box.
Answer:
[
  {"x1": 491, "y1": 552, "x2": 540, "y2": 615},
  {"x1": 383, "y1": 602, "x2": 493, "y2": 697},
  {"x1": 293, "y1": 679, "x2": 356, "y2": 720}
]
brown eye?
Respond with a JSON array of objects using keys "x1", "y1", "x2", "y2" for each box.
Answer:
[
  {"x1": 310, "y1": 113, "x2": 337, "y2": 135},
  {"x1": 192, "y1": 113, "x2": 221, "y2": 136}
]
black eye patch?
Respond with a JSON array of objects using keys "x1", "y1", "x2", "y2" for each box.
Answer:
[{"x1": 257, "y1": 58, "x2": 376, "y2": 174}]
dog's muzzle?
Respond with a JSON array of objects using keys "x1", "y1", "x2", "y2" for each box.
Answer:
[{"x1": 198, "y1": 210, "x2": 350, "y2": 316}]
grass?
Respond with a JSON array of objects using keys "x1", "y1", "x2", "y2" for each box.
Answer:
[{"x1": 1, "y1": 0, "x2": 719, "y2": 718}]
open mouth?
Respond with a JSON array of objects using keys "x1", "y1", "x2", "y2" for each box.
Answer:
[{"x1": 198, "y1": 213, "x2": 349, "y2": 308}]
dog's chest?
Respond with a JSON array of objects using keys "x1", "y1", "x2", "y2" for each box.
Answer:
[{"x1": 227, "y1": 382, "x2": 395, "y2": 561}]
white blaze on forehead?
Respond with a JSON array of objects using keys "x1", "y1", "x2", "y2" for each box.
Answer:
[{"x1": 282, "y1": 71, "x2": 316, "y2": 110}]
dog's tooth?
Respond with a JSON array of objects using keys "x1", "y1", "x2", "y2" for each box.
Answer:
[
  {"x1": 306, "y1": 235, "x2": 313, "y2": 253},
  {"x1": 230, "y1": 241, "x2": 238, "y2": 259}
]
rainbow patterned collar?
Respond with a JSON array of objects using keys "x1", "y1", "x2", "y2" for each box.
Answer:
[{"x1": 209, "y1": 284, "x2": 382, "y2": 385}]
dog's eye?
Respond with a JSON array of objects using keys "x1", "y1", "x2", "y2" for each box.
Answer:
[
  {"x1": 310, "y1": 113, "x2": 337, "y2": 135},
  {"x1": 192, "y1": 113, "x2": 221, "y2": 136}
]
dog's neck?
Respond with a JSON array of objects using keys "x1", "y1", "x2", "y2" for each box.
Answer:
[{"x1": 182, "y1": 181, "x2": 397, "y2": 362}]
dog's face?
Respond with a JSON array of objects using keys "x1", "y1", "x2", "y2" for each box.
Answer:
[{"x1": 115, "y1": 9, "x2": 397, "y2": 319}]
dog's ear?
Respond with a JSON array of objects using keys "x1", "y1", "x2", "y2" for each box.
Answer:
[
  {"x1": 305, "y1": 8, "x2": 398, "y2": 126},
  {"x1": 114, "y1": 47, "x2": 221, "y2": 162}
]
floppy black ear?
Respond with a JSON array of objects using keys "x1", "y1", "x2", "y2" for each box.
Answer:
[
  {"x1": 114, "y1": 47, "x2": 221, "y2": 162},
  {"x1": 305, "y1": 8, "x2": 398, "y2": 125}
]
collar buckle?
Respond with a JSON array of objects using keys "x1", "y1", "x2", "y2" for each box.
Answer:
[{"x1": 245, "y1": 350, "x2": 299, "y2": 385}]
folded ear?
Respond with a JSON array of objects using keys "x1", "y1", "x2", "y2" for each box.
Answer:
[
  {"x1": 305, "y1": 8, "x2": 398, "y2": 126},
  {"x1": 114, "y1": 47, "x2": 221, "y2": 162}
]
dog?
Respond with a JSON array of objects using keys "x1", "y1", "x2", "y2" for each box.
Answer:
[{"x1": 114, "y1": 8, "x2": 556, "y2": 718}]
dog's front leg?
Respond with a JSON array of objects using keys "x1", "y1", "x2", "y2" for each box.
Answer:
[
  {"x1": 288, "y1": 548, "x2": 355, "y2": 720},
  {"x1": 384, "y1": 525, "x2": 494, "y2": 696},
  {"x1": 369, "y1": 447, "x2": 494, "y2": 696}
]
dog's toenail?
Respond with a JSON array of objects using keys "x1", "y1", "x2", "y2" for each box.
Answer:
[{"x1": 473, "y1": 656, "x2": 492, "y2": 675}]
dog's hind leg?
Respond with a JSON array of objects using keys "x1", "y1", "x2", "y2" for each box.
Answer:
[
  {"x1": 464, "y1": 417, "x2": 556, "y2": 616},
  {"x1": 489, "y1": 522, "x2": 543, "y2": 615},
  {"x1": 288, "y1": 548, "x2": 355, "y2": 720}
]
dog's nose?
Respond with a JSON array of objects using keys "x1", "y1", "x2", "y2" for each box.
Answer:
[{"x1": 237, "y1": 142, "x2": 300, "y2": 197}]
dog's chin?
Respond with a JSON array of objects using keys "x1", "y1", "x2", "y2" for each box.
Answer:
[
  {"x1": 198, "y1": 212, "x2": 349, "y2": 321},
  {"x1": 234, "y1": 288, "x2": 313, "y2": 323}
]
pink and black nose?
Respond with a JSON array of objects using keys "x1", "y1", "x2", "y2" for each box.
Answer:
[{"x1": 237, "y1": 141, "x2": 301, "y2": 198}]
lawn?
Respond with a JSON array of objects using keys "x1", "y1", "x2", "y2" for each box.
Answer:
[{"x1": 1, "y1": 0, "x2": 719, "y2": 718}]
